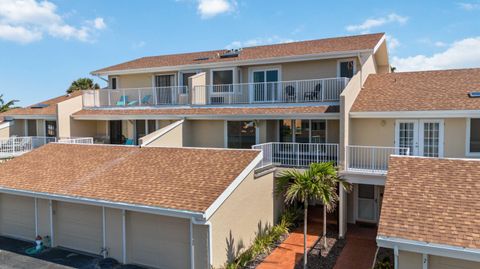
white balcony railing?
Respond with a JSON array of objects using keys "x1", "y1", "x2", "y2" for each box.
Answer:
[
  {"x1": 0, "y1": 136, "x2": 93, "y2": 159},
  {"x1": 345, "y1": 145, "x2": 410, "y2": 174},
  {"x1": 193, "y1": 78, "x2": 349, "y2": 105},
  {"x1": 83, "y1": 86, "x2": 189, "y2": 108},
  {"x1": 252, "y1": 142, "x2": 339, "y2": 169}
]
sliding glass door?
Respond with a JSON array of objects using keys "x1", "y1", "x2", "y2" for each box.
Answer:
[
  {"x1": 279, "y1": 119, "x2": 327, "y2": 143},
  {"x1": 252, "y1": 69, "x2": 278, "y2": 102},
  {"x1": 155, "y1": 74, "x2": 175, "y2": 104}
]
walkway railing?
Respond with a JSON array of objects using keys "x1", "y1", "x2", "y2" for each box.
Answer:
[
  {"x1": 193, "y1": 78, "x2": 349, "y2": 105},
  {"x1": 345, "y1": 145, "x2": 410, "y2": 174},
  {"x1": 252, "y1": 142, "x2": 339, "y2": 169},
  {"x1": 58, "y1": 137, "x2": 94, "y2": 144}
]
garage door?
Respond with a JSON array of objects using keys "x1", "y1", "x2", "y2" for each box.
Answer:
[
  {"x1": 430, "y1": 255, "x2": 480, "y2": 269},
  {"x1": 127, "y1": 211, "x2": 190, "y2": 269},
  {"x1": 55, "y1": 202, "x2": 102, "y2": 255},
  {"x1": 0, "y1": 194, "x2": 35, "y2": 241}
]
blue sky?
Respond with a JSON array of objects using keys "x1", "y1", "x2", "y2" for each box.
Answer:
[{"x1": 1, "y1": 0, "x2": 479, "y2": 106}]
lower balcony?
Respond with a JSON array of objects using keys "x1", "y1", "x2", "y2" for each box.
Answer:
[
  {"x1": 252, "y1": 142, "x2": 339, "y2": 169},
  {"x1": 345, "y1": 145, "x2": 410, "y2": 175}
]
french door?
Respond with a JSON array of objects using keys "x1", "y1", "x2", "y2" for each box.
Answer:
[
  {"x1": 155, "y1": 74, "x2": 175, "y2": 104},
  {"x1": 252, "y1": 69, "x2": 279, "y2": 102},
  {"x1": 395, "y1": 120, "x2": 444, "y2": 157}
]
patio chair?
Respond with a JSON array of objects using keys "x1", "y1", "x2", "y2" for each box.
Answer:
[
  {"x1": 128, "y1": 95, "x2": 152, "y2": 106},
  {"x1": 116, "y1": 95, "x2": 129, "y2": 106},
  {"x1": 304, "y1": 83, "x2": 323, "y2": 101},
  {"x1": 124, "y1": 139, "x2": 135, "y2": 145},
  {"x1": 285, "y1": 85, "x2": 296, "y2": 101}
]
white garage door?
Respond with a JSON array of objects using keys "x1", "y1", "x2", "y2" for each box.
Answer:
[
  {"x1": 127, "y1": 211, "x2": 190, "y2": 269},
  {"x1": 430, "y1": 255, "x2": 480, "y2": 269},
  {"x1": 0, "y1": 194, "x2": 35, "y2": 241},
  {"x1": 55, "y1": 202, "x2": 102, "y2": 255}
]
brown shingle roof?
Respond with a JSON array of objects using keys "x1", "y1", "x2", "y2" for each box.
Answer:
[
  {"x1": 73, "y1": 105, "x2": 339, "y2": 118},
  {"x1": 378, "y1": 156, "x2": 480, "y2": 249},
  {"x1": 92, "y1": 33, "x2": 384, "y2": 74},
  {"x1": 351, "y1": 68, "x2": 480, "y2": 112},
  {"x1": 1, "y1": 91, "x2": 82, "y2": 117},
  {"x1": 0, "y1": 143, "x2": 260, "y2": 213}
]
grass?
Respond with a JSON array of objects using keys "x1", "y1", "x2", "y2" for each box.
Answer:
[{"x1": 224, "y1": 206, "x2": 302, "y2": 269}]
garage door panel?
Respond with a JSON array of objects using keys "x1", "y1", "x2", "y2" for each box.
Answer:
[
  {"x1": 0, "y1": 194, "x2": 35, "y2": 241},
  {"x1": 127, "y1": 212, "x2": 190, "y2": 269},
  {"x1": 55, "y1": 202, "x2": 102, "y2": 255},
  {"x1": 430, "y1": 255, "x2": 480, "y2": 269}
]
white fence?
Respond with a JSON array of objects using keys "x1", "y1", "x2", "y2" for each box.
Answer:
[
  {"x1": 345, "y1": 145, "x2": 410, "y2": 174},
  {"x1": 193, "y1": 78, "x2": 349, "y2": 105},
  {"x1": 58, "y1": 137, "x2": 94, "y2": 144},
  {"x1": 83, "y1": 86, "x2": 189, "y2": 108},
  {"x1": 252, "y1": 142, "x2": 339, "y2": 169}
]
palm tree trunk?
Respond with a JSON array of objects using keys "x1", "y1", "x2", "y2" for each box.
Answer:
[
  {"x1": 303, "y1": 200, "x2": 308, "y2": 269},
  {"x1": 323, "y1": 204, "x2": 327, "y2": 249}
]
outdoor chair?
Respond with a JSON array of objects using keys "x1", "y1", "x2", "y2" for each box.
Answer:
[
  {"x1": 304, "y1": 83, "x2": 323, "y2": 101},
  {"x1": 285, "y1": 85, "x2": 296, "y2": 101},
  {"x1": 116, "y1": 95, "x2": 129, "y2": 106},
  {"x1": 128, "y1": 95, "x2": 152, "y2": 106}
]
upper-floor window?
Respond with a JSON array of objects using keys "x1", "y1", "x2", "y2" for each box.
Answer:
[
  {"x1": 213, "y1": 70, "x2": 233, "y2": 85},
  {"x1": 338, "y1": 60, "x2": 355, "y2": 78},
  {"x1": 45, "y1": 121, "x2": 57, "y2": 137},
  {"x1": 280, "y1": 119, "x2": 326, "y2": 143},
  {"x1": 468, "y1": 118, "x2": 480, "y2": 154},
  {"x1": 111, "y1": 77, "x2": 117, "y2": 89}
]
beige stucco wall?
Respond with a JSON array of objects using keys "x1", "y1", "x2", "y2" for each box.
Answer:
[
  {"x1": 193, "y1": 224, "x2": 209, "y2": 269},
  {"x1": 141, "y1": 120, "x2": 184, "y2": 147},
  {"x1": 208, "y1": 171, "x2": 277, "y2": 268},
  {"x1": 0, "y1": 122, "x2": 11, "y2": 138},
  {"x1": 184, "y1": 120, "x2": 225, "y2": 148},
  {"x1": 105, "y1": 208, "x2": 124, "y2": 261},
  {"x1": 399, "y1": 251, "x2": 422, "y2": 269},
  {"x1": 444, "y1": 118, "x2": 467, "y2": 158},
  {"x1": 282, "y1": 59, "x2": 338, "y2": 81},
  {"x1": 430, "y1": 255, "x2": 480, "y2": 269},
  {"x1": 56, "y1": 95, "x2": 83, "y2": 138},
  {"x1": 350, "y1": 118, "x2": 395, "y2": 146}
]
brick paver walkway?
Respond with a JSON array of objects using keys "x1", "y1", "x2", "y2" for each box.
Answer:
[
  {"x1": 257, "y1": 207, "x2": 329, "y2": 269},
  {"x1": 333, "y1": 224, "x2": 377, "y2": 269}
]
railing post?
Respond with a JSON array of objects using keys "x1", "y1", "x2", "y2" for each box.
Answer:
[
  {"x1": 108, "y1": 90, "x2": 111, "y2": 107},
  {"x1": 322, "y1": 80, "x2": 325, "y2": 101}
]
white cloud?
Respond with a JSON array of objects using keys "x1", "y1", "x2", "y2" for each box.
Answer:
[
  {"x1": 132, "y1": 40, "x2": 146, "y2": 49},
  {"x1": 434, "y1": 41, "x2": 447, "y2": 47},
  {"x1": 225, "y1": 36, "x2": 295, "y2": 49},
  {"x1": 0, "y1": 0, "x2": 106, "y2": 44},
  {"x1": 391, "y1": 37, "x2": 480, "y2": 71},
  {"x1": 346, "y1": 13, "x2": 408, "y2": 33},
  {"x1": 458, "y1": 2, "x2": 480, "y2": 10},
  {"x1": 386, "y1": 35, "x2": 400, "y2": 51},
  {"x1": 197, "y1": 0, "x2": 236, "y2": 19}
]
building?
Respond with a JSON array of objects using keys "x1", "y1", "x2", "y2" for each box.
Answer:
[{"x1": 1, "y1": 32, "x2": 479, "y2": 268}]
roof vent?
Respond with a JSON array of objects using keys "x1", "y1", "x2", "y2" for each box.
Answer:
[
  {"x1": 193, "y1": 57, "x2": 210, "y2": 61},
  {"x1": 468, "y1": 92, "x2": 480, "y2": 98},
  {"x1": 219, "y1": 48, "x2": 242, "y2": 58},
  {"x1": 31, "y1": 103, "x2": 49, "y2": 109}
]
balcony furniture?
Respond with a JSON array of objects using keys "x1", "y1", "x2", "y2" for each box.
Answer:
[
  {"x1": 116, "y1": 96, "x2": 129, "y2": 106},
  {"x1": 285, "y1": 85, "x2": 296, "y2": 101},
  {"x1": 124, "y1": 139, "x2": 135, "y2": 145},
  {"x1": 304, "y1": 83, "x2": 323, "y2": 101},
  {"x1": 128, "y1": 95, "x2": 152, "y2": 106}
]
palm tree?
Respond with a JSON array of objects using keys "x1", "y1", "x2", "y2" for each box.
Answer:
[
  {"x1": 67, "y1": 78, "x2": 100, "y2": 93},
  {"x1": 276, "y1": 162, "x2": 350, "y2": 269},
  {"x1": 0, "y1": 94, "x2": 18, "y2": 113}
]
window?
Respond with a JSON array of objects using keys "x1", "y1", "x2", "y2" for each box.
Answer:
[
  {"x1": 181, "y1": 72, "x2": 197, "y2": 94},
  {"x1": 45, "y1": 121, "x2": 57, "y2": 137},
  {"x1": 279, "y1": 120, "x2": 327, "y2": 143},
  {"x1": 338, "y1": 60, "x2": 355, "y2": 78},
  {"x1": 147, "y1": 120, "x2": 156, "y2": 134},
  {"x1": 111, "y1": 77, "x2": 117, "y2": 89},
  {"x1": 27, "y1": 120, "x2": 37, "y2": 136},
  {"x1": 212, "y1": 70, "x2": 234, "y2": 93},
  {"x1": 135, "y1": 120, "x2": 146, "y2": 145},
  {"x1": 227, "y1": 121, "x2": 256, "y2": 149},
  {"x1": 252, "y1": 69, "x2": 279, "y2": 102},
  {"x1": 469, "y1": 118, "x2": 480, "y2": 153}
]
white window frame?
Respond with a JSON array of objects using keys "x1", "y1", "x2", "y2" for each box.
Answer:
[
  {"x1": 466, "y1": 118, "x2": 480, "y2": 157},
  {"x1": 247, "y1": 65, "x2": 282, "y2": 83},
  {"x1": 336, "y1": 58, "x2": 357, "y2": 78},
  {"x1": 210, "y1": 67, "x2": 237, "y2": 87}
]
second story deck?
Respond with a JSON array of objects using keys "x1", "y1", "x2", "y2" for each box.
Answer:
[{"x1": 82, "y1": 77, "x2": 349, "y2": 108}]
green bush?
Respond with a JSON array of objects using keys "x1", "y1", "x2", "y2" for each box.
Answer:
[{"x1": 374, "y1": 257, "x2": 393, "y2": 269}]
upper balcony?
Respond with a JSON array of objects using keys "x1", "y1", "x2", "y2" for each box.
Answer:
[{"x1": 82, "y1": 77, "x2": 349, "y2": 108}]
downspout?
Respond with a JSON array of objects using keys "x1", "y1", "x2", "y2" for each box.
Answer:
[
  {"x1": 190, "y1": 219, "x2": 194, "y2": 269},
  {"x1": 394, "y1": 245, "x2": 399, "y2": 269}
]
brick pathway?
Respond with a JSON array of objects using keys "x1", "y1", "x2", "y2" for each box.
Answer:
[
  {"x1": 333, "y1": 224, "x2": 377, "y2": 269},
  {"x1": 257, "y1": 207, "x2": 330, "y2": 269}
]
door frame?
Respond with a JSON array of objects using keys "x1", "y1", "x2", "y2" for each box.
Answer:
[
  {"x1": 354, "y1": 184, "x2": 380, "y2": 224},
  {"x1": 248, "y1": 65, "x2": 281, "y2": 103}
]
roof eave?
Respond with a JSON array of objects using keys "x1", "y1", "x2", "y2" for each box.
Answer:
[
  {"x1": 91, "y1": 49, "x2": 374, "y2": 76},
  {"x1": 350, "y1": 109, "x2": 480, "y2": 118},
  {"x1": 377, "y1": 235, "x2": 480, "y2": 263}
]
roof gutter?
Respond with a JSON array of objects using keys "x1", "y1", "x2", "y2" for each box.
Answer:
[
  {"x1": 0, "y1": 187, "x2": 205, "y2": 221},
  {"x1": 350, "y1": 110, "x2": 480, "y2": 118},
  {"x1": 377, "y1": 235, "x2": 480, "y2": 262},
  {"x1": 92, "y1": 49, "x2": 374, "y2": 76}
]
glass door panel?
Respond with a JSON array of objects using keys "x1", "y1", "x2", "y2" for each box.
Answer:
[
  {"x1": 155, "y1": 74, "x2": 174, "y2": 104},
  {"x1": 397, "y1": 121, "x2": 417, "y2": 155},
  {"x1": 252, "y1": 70, "x2": 278, "y2": 102},
  {"x1": 357, "y1": 184, "x2": 377, "y2": 222},
  {"x1": 253, "y1": 71, "x2": 265, "y2": 102},
  {"x1": 420, "y1": 120, "x2": 443, "y2": 157}
]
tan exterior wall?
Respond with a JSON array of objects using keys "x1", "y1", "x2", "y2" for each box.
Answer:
[
  {"x1": 282, "y1": 59, "x2": 339, "y2": 80},
  {"x1": 0, "y1": 123, "x2": 11, "y2": 138},
  {"x1": 444, "y1": 118, "x2": 467, "y2": 158},
  {"x1": 209, "y1": 171, "x2": 277, "y2": 268},
  {"x1": 105, "y1": 208, "x2": 124, "y2": 262},
  {"x1": 184, "y1": 120, "x2": 225, "y2": 148},
  {"x1": 430, "y1": 255, "x2": 480, "y2": 269},
  {"x1": 37, "y1": 199, "x2": 51, "y2": 240},
  {"x1": 350, "y1": 118, "x2": 395, "y2": 146},
  {"x1": 116, "y1": 74, "x2": 153, "y2": 88},
  {"x1": 56, "y1": 95, "x2": 83, "y2": 138},
  {"x1": 141, "y1": 120, "x2": 184, "y2": 147},
  {"x1": 399, "y1": 251, "x2": 422, "y2": 269},
  {"x1": 193, "y1": 224, "x2": 209, "y2": 269},
  {"x1": 327, "y1": 120, "x2": 340, "y2": 143}
]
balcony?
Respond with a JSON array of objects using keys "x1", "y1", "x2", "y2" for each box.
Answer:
[
  {"x1": 252, "y1": 142, "x2": 339, "y2": 170},
  {"x1": 0, "y1": 136, "x2": 93, "y2": 159},
  {"x1": 82, "y1": 77, "x2": 349, "y2": 108},
  {"x1": 345, "y1": 145, "x2": 410, "y2": 175}
]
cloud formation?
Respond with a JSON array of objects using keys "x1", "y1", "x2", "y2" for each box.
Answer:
[
  {"x1": 225, "y1": 35, "x2": 295, "y2": 49},
  {"x1": 458, "y1": 2, "x2": 480, "y2": 10},
  {"x1": 0, "y1": 0, "x2": 106, "y2": 44},
  {"x1": 392, "y1": 37, "x2": 480, "y2": 71},
  {"x1": 197, "y1": 0, "x2": 236, "y2": 19},
  {"x1": 346, "y1": 13, "x2": 408, "y2": 33}
]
